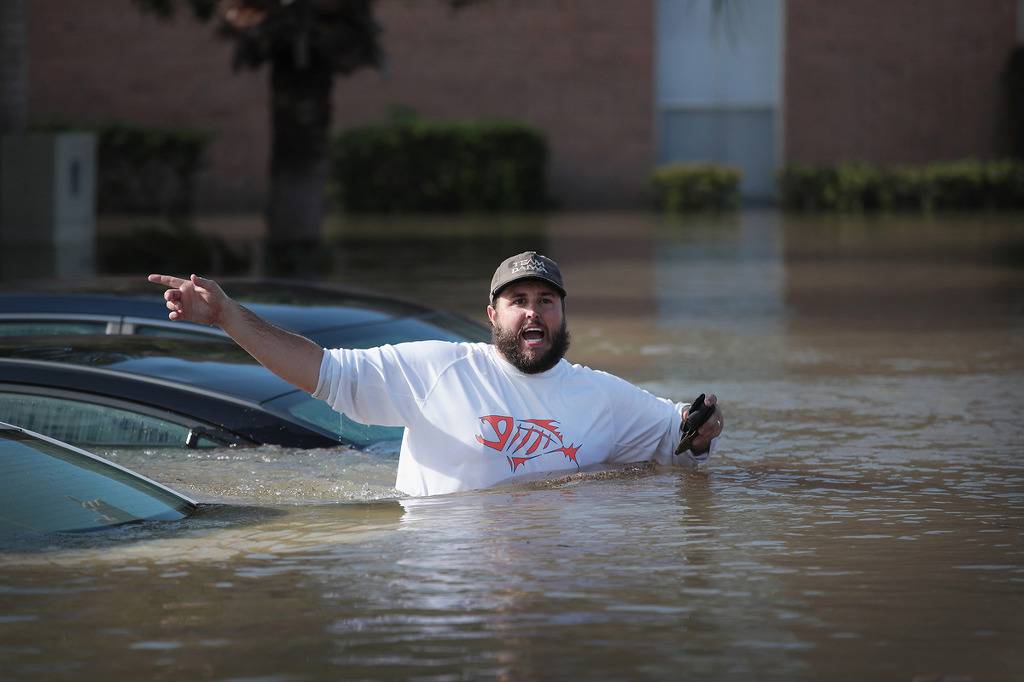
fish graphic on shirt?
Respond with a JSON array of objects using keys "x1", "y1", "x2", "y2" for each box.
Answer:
[{"x1": 475, "y1": 415, "x2": 581, "y2": 473}]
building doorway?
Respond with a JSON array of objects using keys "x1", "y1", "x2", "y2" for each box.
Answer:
[{"x1": 655, "y1": 0, "x2": 784, "y2": 202}]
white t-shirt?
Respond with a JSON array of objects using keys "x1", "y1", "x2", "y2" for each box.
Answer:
[{"x1": 313, "y1": 341, "x2": 709, "y2": 497}]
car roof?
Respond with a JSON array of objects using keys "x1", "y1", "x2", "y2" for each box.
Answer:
[
  {"x1": 0, "y1": 277, "x2": 434, "y2": 328},
  {"x1": 0, "y1": 278, "x2": 488, "y2": 342},
  {"x1": 0, "y1": 335, "x2": 297, "y2": 404}
]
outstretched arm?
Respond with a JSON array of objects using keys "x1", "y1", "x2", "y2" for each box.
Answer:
[{"x1": 147, "y1": 273, "x2": 323, "y2": 394}]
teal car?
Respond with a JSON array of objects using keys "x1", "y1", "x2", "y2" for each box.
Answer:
[{"x1": 0, "y1": 421, "x2": 196, "y2": 535}]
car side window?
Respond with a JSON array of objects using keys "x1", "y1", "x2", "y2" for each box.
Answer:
[
  {"x1": 0, "y1": 393, "x2": 219, "y2": 448},
  {"x1": 0, "y1": 321, "x2": 108, "y2": 336},
  {"x1": 313, "y1": 316, "x2": 488, "y2": 349}
]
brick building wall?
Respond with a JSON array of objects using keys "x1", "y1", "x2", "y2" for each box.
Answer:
[
  {"x1": 785, "y1": 0, "x2": 1019, "y2": 165},
  {"x1": 334, "y1": 2, "x2": 654, "y2": 208},
  {"x1": 27, "y1": 2, "x2": 266, "y2": 210},
  {"x1": 25, "y1": 1, "x2": 1020, "y2": 210},
  {"x1": 26, "y1": 0, "x2": 654, "y2": 211}
]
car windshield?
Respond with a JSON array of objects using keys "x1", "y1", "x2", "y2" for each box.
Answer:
[
  {"x1": 0, "y1": 427, "x2": 195, "y2": 534},
  {"x1": 263, "y1": 392, "x2": 404, "y2": 449},
  {"x1": 310, "y1": 313, "x2": 489, "y2": 348}
]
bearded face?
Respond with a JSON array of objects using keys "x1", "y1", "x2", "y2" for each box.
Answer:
[
  {"x1": 487, "y1": 280, "x2": 570, "y2": 374},
  {"x1": 491, "y1": 316, "x2": 571, "y2": 374}
]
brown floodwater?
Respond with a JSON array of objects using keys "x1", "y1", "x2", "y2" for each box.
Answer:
[{"x1": 1, "y1": 210, "x2": 1022, "y2": 680}]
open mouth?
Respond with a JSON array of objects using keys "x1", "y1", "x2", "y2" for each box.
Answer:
[{"x1": 520, "y1": 326, "x2": 547, "y2": 348}]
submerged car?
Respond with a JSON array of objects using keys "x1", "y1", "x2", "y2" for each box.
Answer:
[
  {"x1": 0, "y1": 421, "x2": 196, "y2": 535},
  {"x1": 0, "y1": 335, "x2": 403, "y2": 450},
  {"x1": 0, "y1": 279, "x2": 490, "y2": 451},
  {"x1": 0, "y1": 278, "x2": 489, "y2": 347}
]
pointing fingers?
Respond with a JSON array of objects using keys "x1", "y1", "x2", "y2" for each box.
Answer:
[{"x1": 148, "y1": 273, "x2": 186, "y2": 289}]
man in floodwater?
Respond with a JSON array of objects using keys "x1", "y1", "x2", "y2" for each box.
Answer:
[{"x1": 149, "y1": 251, "x2": 724, "y2": 496}]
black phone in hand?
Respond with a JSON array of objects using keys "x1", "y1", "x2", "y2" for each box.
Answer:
[{"x1": 675, "y1": 393, "x2": 714, "y2": 455}]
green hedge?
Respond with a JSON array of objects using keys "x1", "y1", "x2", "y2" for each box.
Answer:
[
  {"x1": 651, "y1": 163, "x2": 741, "y2": 212},
  {"x1": 330, "y1": 121, "x2": 548, "y2": 212},
  {"x1": 97, "y1": 124, "x2": 212, "y2": 215},
  {"x1": 779, "y1": 160, "x2": 1024, "y2": 211},
  {"x1": 35, "y1": 122, "x2": 213, "y2": 215}
]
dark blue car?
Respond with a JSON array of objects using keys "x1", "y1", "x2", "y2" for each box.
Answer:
[
  {"x1": 0, "y1": 280, "x2": 489, "y2": 451},
  {"x1": 0, "y1": 278, "x2": 488, "y2": 347}
]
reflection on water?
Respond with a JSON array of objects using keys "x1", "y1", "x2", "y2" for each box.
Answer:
[
  {"x1": 1, "y1": 210, "x2": 1022, "y2": 680},
  {"x1": 101, "y1": 445, "x2": 402, "y2": 505}
]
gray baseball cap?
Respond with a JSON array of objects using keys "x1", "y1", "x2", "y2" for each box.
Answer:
[{"x1": 489, "y1": 251, "x2": 566, "y2": 301}]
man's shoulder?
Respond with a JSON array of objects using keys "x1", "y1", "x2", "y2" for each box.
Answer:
[
  {"x1": 562, "y1": 360, "x2": 634, "y2": 389},
  {"x1": 388, "y1": 340, "x2": 491, "y2": 367},
  {"x1": 561, "y1": 358, "x2": 671, "y2": 411}
]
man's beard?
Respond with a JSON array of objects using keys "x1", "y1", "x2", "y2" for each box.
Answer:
[{"x1": 492, "y1": 321, "x2": 571, "y2": 374}]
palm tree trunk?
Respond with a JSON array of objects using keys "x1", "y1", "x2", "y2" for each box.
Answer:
[
  {"x1": 0, "y1": 0, "x2": 27, "y2": 133},
  {"x1": 266, "y1": 55, "x2": 333, "y2": 246}
]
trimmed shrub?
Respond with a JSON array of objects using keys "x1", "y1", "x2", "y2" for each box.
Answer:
[
  {"x1": 97, "y1": 124, "x2": 212, "y2": 215},
  {"x1": 779, "y1": 163, "x2": 890, "y2": 211},
  {"x1": 777, "y1": 164, "x2": 833, "y2": 211},
  {"x1": 982, "y1": 159, "x2": 1024, "y2": 208},
  {"x1": 30, "y1": 122, "x2": 212, "y2": 215},
  {"x1": 331, "y1": 121, "x2": 548, "y2": 212},
  {"x1": 651, "y1": 163, "x2": 741, "y2": 212},
  {"x1": 882, "y1": 166, "x2": 930, "y2": 210},
  {"x1": 778, "y1": 160, "x2": 1024, "y2": 211}
]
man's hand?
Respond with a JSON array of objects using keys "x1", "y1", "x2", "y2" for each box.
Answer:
[
  {"x1": 146, "y1": 272, "x2": 323, "y2": 394},
  {"x1": 148, "y1": 273, "x2": 231, "y2": 327},
  {"x1": 684, "y1": 393, "x2": 724, "y2": 456}
]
